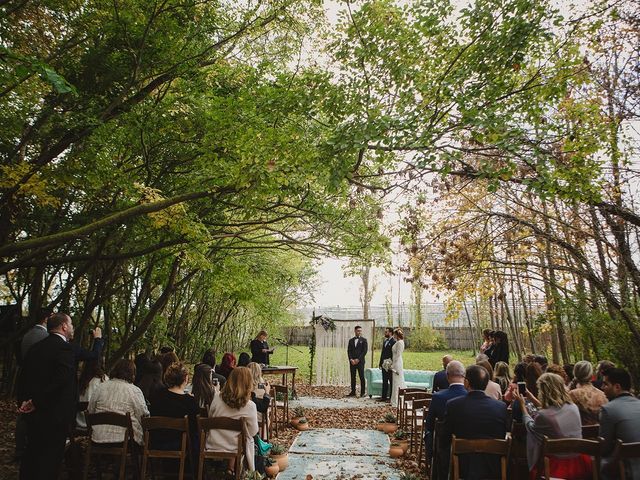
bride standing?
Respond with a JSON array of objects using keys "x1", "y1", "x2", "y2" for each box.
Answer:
[{"x1": 390, "y1": 328, "x2": 406, "y2": 407}]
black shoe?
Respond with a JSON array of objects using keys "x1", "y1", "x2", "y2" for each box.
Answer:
[{"x1": 347, "y1": 392, "x2": 356, "y2": 397}]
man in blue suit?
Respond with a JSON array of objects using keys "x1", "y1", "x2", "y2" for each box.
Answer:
[
  {"x1": 432, "y1": 354, "x2": 452, "y2": 392},
  {"x1": 441, "y1": 365, "x2": 508, "y2": 480},
  {"x1": 425, "y1": 360, "x2": 467, "y2": 480}
]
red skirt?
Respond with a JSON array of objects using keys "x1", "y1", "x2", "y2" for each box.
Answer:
[{"x1": 529, "y1": 454, "x2": 593, "y2": 480}]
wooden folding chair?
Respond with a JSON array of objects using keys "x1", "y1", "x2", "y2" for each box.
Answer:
[
  {"x1": 430, "y1": 419, "x2": 446, "y2": 480},
  {"x1": 540, "y1": 436, "x2": 602, "y2": 480},
  {"x1": 401, "y1": 391, "x2": 429, "y2": 432},
  {"x1": 397, "y1": 387, "x2": 426, "y2": 426},
  {"x1": 508, "y1": 421, "x2": 529, "y2": 480},
  {"x1": 410, "y1": 397, "x2": 431, "y2": 453},
  {"x1": 417, "y1": 404, "x2": 429, "y2": 470},
  {"x1": 613, "y1": 439, "x2": 640, "y2": 480},
  {"x1": 581, "y1": 424, "x2": 600, "y2": 439},
  {"x1": 141, "y1": 416, "x2": 190, "y2": 479},
  {"x1": 197, "y1": 417, "x2": 245, "y2": 480},
  {"x1": 271, "y1": 384, "x2": 288, "y2": 437},
  {"x1": 450, "y1": 435, "x2": 511, "y2": 480},
  {"x1": 83, "y1": 411, "x2": 137, "y2": 480}
]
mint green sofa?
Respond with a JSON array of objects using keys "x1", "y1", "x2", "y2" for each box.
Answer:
[{"x1": 365, "y1": 368, "x2": 436, "y2": 397}]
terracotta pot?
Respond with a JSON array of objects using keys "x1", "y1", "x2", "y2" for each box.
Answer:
[
  {"x1": 396, "y1": 440, "x2": 409, "y2": 453},
  {"x1": 376, "y1": 423, "x2": 385, "y2": 431},
  {"x1": 389, "y1": 446, "x2": 404, "y2": 458},
  {"x1": 382, "y1": 423, "x2": 398, "y2": 434},
  {"x1": 290, "y1": 417, "x2": 301, "y2": 428},
  {"x1": 296, "y1": 422, "x2": 310, "y2": 431},
  {"x1": 265, "y1": 463, "x2": 280, "y2": 478},
  {"x1": 271, "y1": 453, "x2": 289, "y2": 471}
]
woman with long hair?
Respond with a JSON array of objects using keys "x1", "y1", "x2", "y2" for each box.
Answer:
[
  {"x1": 206, "y1": 367, "x2": 259, "y2": 472},
  {"x1": 514, "y1": 373, "x2": 592, "y2": 479},
  {"x1": 218, "y1": 353, "x2": 236, "y2": 379},
  {"x1": 489, "y1": 330, "x2": 509, "y2": 366},
  {"x1": 493, "y1": 361, "x2": 511, "y2": 395},
  {"x1": 191, "y1": 363, "x2": 216, "y2": 410},
  {"x1": 480, "y1": 328, "x2": 492, "y2": 354},
  {"x1": 77, "y1": 359, "x2": 107, "y2": 428},
  {"x1": 390, "y1": 328, "x2": 406, "y2": 408}
]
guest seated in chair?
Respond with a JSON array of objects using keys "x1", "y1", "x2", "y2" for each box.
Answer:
[
  {"x1": 247, "y1": 362, "x2": 271, "y2": 420},
  {"x1": 77, "y1": 359, "x2": 108, "y2": 429},
  {"x1": 150, "y1": 362, "x2": 200, "y2": 468},
  {"x1": 568, "y1": 361, "x2": 607, "y2": 425},
  {"x1": 192, "y1": 363, "x2": 219, "y2": 410},
  {"x1": 88, "y1": 359, "x2": 149, "y2": 445},
  {"x1": 218, "y1": 353, "x2": 237, "y2": 379},
  {"x1": 441, "y1": 364, "x2": 508, "y2": 480},
  {"x1": 207, "y1": 366, "x2": 259, "y2": 472},
  {"x1": 514, "y1": 372, "x2": 592, "y2": 480},
  {"x1": 425, "y1": 360, "x2": 468, "y2": 480}
]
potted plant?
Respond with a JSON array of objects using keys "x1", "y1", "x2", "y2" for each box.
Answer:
[
  {"x1": 393, "y1": 429, "x2": 409, "y2": 453},
  {"x1": 270, "y1": 443, "x2": 289, "y2": 471},
  {"x1": 296, "y1": 417, "x2": 310, "y2": 431},
  {"x1": 382, "y1": 413, "x2": 397, "y2": 434},
  {"x1": 264, "y1": 456, "x2": 280, "y2": 478},
  {"x1": 376, "y1": 418, "x2": 386, "y2": 431},
  {"x1": 291, "y1": 406, "x2": 305, "y2": 428},
  {"x1": 243, "y1": 472, "x2": 263, "y2": 480},
  {"x1": 389, "y1": 441, "x2": 405, "y2": 458}
]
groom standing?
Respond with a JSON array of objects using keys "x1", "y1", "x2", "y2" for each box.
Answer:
[
  {"x1": 378, "y1": 327, "x2": 396, "y2": 401},
  {"x1": 347, "y1": 325, "x2": 368, "y2": 397}
]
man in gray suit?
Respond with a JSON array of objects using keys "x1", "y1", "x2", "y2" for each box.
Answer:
[
  {"x1": 20, "y1": 309, "x2": 52, "y2": 360},
  {"x1": 599, "y1": 368, "x2": 640, "y2": 480}
]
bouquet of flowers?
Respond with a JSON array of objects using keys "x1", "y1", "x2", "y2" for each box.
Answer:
[{"x1": 382, "y1": 358, "x2": 393, "y2": 372}]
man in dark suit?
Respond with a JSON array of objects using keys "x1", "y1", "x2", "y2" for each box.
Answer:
[
  {"x1": 425, "y1": 360, "x2": 467, "y2": 480},
  {"x1": 347, "y1": 325, "x2": 368, "y2": 397},
  {"x1": 378, "y1": 327, "x2": 395, "y2": 401},
  {"x1": 441, "y1": 365, "x2": 508, "y2": 480},
  {"x1": 432, "y1": 354, "x2": 452, "y2": 392},
  {"x1": 17, "y1": 313, "x2": 77, "y2": 480}
]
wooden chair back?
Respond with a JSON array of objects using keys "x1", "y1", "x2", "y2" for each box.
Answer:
[
  {"x1": 508, "y1": 421, "x2": 529, "y2": 480},
  {"x1": 541, "y1": 436, "x2": 602, "y2": 480},
  {"x1": 450, "y1": 435, "x2": 511, "y2": 480},
  {"x1": 197, "y1": 416, "x2": 244, "y2": 480},
  {"x1": 409, "y1": 398, "x2": 432, "y2": 453},
  {"x1": 397, "y1": 387, "x2": 426, "y2": 420},
  {"x1": 141, "y1": 416, "x2": 190, "y2": 480},
  {"x1": 401, "y1": 391, "x2": 430, "y2": 430},
  {"x1": 83, "y1": 412, "x2": 135, "y2": 480},
  {"x1": 613, "y1": 439, "x2": 640, "y2": 480},
  {"x1": 431, "y1": 419, "x2": 446, "y2": 480},
  {"x1": 271, "y1": 384, "x2": 288, "y2": 437}
]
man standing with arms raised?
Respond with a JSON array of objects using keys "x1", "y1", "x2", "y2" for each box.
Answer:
[
  {"x1": 347, "y1": 325, "x2": 368, "y2": 397},
  {"x1": 17, "y1": 312, "x2": 77, "y2": 480},
  {"x1": 378, "y1": 327, "x2": 395, "y2": 402}
]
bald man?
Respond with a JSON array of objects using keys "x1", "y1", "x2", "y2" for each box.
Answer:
[{"x1": 433, "y1": 355, "x2": 452, "y2": 392}]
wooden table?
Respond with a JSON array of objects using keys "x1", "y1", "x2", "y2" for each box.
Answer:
[{"x1": 261, "y1": 366, "x2": 298, "y2": 399}]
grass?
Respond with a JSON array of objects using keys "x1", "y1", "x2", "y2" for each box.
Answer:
[{"x1": 262, "y1": 346, "x2": 476, "y2": 384}]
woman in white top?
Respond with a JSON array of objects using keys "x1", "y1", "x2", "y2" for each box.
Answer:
[
  {"x1": 207, "y1": 366, "x2": 259, "y2": 472},
  {"x1": 76, "y1": 359, "x2": 108, "y2": 428},
  {"x1": 88, "y1": 359, "x2": 149, "y2": 445},
  {"x1": 390, "y1": 328, "x2": 406, "y2": 407}
]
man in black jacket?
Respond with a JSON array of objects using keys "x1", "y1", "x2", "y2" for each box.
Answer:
[
  {"x1": 347, "y1": 325, "x2": 368, "y2": 397},
  {"x1": 440, "y1": 365, "x2": 508, "y2": 480},
  {"x1": 17, "y1": 313, "x2": 77, "y2": 480},
  {"x1": 378, "y1": 327, "x2": 395, "y2": 401}
]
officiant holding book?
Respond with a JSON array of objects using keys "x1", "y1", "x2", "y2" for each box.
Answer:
[
  {"x1": 250, "y1": 330, "x2": 274, "y2": 365},
  {"x1": 379, "y1": 327, "x2": 396, "y2": 402}
]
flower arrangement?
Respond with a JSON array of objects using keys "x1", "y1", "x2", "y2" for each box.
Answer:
[{"x1": 382, "y1": 358, "x2": 393, "y2": 371}]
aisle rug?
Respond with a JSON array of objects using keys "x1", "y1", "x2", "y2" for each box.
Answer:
[
  {"x1": 289, "y1": 396, "x2": 383, "y2": 410},
  {"x1": 276, "y1": 428, "x2": 402, "y2": 480}
]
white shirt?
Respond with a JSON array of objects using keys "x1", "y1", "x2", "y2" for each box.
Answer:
[
  {"x1": 88, "y1": 379, "x2": 149, "y2": 444},
  {"x1": 77, "y1": 375, "x2": 108, "y2": 428}
]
